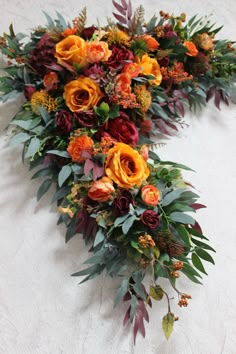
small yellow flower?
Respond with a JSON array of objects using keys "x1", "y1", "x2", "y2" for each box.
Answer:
[{"x1": 31, "y1": 90, "x2": 57, "y2": 114}]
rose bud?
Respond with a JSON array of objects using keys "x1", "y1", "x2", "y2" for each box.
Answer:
[
  {"x1": 55, "y1": 110, "x2": 73, "y2": 134},
  {"x1": 88, "y1": 177, "x2": 114, "y2": 202},
  {"x1": 141, "y1": 184, "x2": 160, "y2": 206},
  {"x1": 140, "y1": 145, "x2": 149, "y2": 161},
  {"x1": 112, "y1": 190, "x2": 134, "y2": 216},
  {"x1": 140, "y1": 210, "x2": 160, "y2": 229}
]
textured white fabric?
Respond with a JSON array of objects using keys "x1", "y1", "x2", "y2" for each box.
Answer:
[{"x1": 0, "y1": 1, "x2": 236, "y2": 353}]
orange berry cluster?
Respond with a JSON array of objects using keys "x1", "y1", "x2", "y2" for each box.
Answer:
[
  {"x1": 178, "y1": 293, "x2": 192, "y2": 307},
  {"x1": 138, "y1": 234, "x2": 156, "y2": 248}
]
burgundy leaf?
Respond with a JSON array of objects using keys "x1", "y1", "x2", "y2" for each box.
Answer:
[
  {"x1": 121, "y1": 0, "x2": 128, "y2": 9},
  {"x1": 133, "y1": 315, "x2": 145, "y2": 344},
  {"x1": 192, "y1": 221, "x2": 203, "y2": 234},
  {"x1": 168, "y1": 102, "x2": 175, "y2": 114},
  {"x1": 45, "y1": 63, "x2": 64, "y2": 72},
  {"x1": 190, "y1": 203, "x2": 207, "y2": 210},
  {"x1": 164, "y1": 120, "x2": 178, "y2": 131},
  {"x1": 127, "y1": 0, "x2": 132, "y2": 19},
  {"x1": 214, "y1": 90, "x2": 221, "y2": 110},
  {"x1": 220, "y1": 91, "x2": 229, "y2": 106},
  {"x1": 123, "y1": 306, "x2": 131, "y2": 326},
  {"x1": 112, "y1": 0, "x2": 126, "y2": 15},
  {"x1": 112, "y1": 12, "x2": 128, "y2": 24},
  {"x1": 206, "y1": 86, "x2": 215, "y2": 102},
  {"x1": 56, "y1": 60, "x2": 76, "y2": 73},
  {"x1": 92, "y1": 164, "x2": 104, "y2": 181},
  {"x1": 123, "y1": 292, "x2": 132, "y2": 301},
  {"x1": 175, "y1": 100, "x2": 185, "y2": 117},
  {"x1": 173, "y1": 89, "x2": 188, "y2": 100},
  {"x1": 84, "y1": 159, "x2": 94, "y2": 175}
]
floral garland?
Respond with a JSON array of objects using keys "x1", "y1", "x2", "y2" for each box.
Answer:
[{"x1": 0, "y1": 0, "x2": 235, "y2": 342}]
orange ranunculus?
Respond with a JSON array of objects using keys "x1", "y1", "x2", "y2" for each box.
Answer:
[
  {"x1": 63, "y1": 76, "x2": 103, "y2": 112},
  {"x1": 123, "y1": 63, "x2": 141, "y2": 78},
  {"x1": 88, "y1": 177, "x2": 115, "y2": 202},
  {"x1": 85, "y1": 41, "x2": 112, "y2": 63},
  {"x1": 115, "y1": 72, "x2": 132, "y2": 94},
  {"x1": 105, "y1": 143, "x2": 150, "y2": 189},
  {"x1": 55, "y1": 35, "x2": 87, "y2": 66},
  {"x1": 141, "y1": 184, "x2": 160, "y2": 206},
  {"x1": 62, "y1": 28, "x2": 78, "y2": 37},
  {"x1": 183, "y1": 40, "x2": 198, "y2": 57},
  {"x1": 43, "y1": 72, "x2": 58, "y2": 90},
  {"x1": 198, "y1": 33, "x2": 214, "y2": 51},
  {"x1": 142, "y1": 34, "x2": 159, "y2": 52},
  {"x1": 67, "y1": 135, "x2": 94, "y2": 163},
  {"x1": 136, "y1": 54, "x2": 162, "y2": 86}
]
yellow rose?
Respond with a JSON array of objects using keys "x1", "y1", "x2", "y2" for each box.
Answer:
[
  {"x1": 105, "y1": 143, "x2": 150, "y2": 189},
  {"x1": 136, "y1": 54, "x2": 162, "y2": 86},
  {"x1": 63, "y1": 76, "x2": 103, "y2": 112},
  {"x1": 55, "y1": 35, "x2": 87, "y2": 66}
]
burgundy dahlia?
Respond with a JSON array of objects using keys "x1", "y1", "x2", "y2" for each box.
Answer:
[
  {"x1": 97, "y1": 112, "x2": 139, "y2": 147},
  {"x1": 30, "y1": 33, "x2": 57, "y2": 76},
  {"x1": 107, "y1": 46, "x2": 134, "y2": 69},
  {"x1": 74, "y1": 111, "x2": 98, "y2": 128},
  {"x1": 81, "y1": 26, "x2": 97, "y2": 40}
]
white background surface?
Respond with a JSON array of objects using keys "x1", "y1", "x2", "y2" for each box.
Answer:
[{"x1": 0, "y1": 1, "x2": 236, "y2": 353}]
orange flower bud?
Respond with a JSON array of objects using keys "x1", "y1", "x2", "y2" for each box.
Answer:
[{"x1": 141, "y1": 184, "x2": 160, "y2": 206}]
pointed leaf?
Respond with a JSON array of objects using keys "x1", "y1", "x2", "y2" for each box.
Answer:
[
  {"x1": 192, "y1": 253, "x2": 208, "y2": 275},
  {"x1": 114, "y1": 278, "x2": 129, "y2": 307},
  {"x1": 37, "y1": 179, "x2": 52, "y2": 201},
  {"x1": 196, "y1": 248, "x2": 215, "y2": 264},
  {"x1": 10, "y1": 132, "x2": 31, "y2": 146},
  {"x1": 58, "y1": 165, "x2": 72, "y2": 187},
  {"x1": 162, "y1": 313, "x2": 174, "y2": 340}
]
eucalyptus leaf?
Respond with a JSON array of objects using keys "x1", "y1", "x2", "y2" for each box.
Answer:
[
  {"x1": 37, "y1": 179, "x2": 52, "y2": 201},
  {"x1": 10, "y1": 132, "x2": 31, "y2": 146},
  {"x1": 25, "y1": 137, "x2": 41, "y2": 158},
  {"x1": 170, "y1": 212, "x2": 195, "y2": 225},
  {"x1": 58, "y1": 165, "x2": 72, "y2": 187},
  {"x1": 114, "y1": 278, "x2": 129, "y2": 307}
]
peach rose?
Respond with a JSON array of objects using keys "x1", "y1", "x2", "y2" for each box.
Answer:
[
  {"x1": 55, "y1": 35, "x2": 87, "y2": 66},
  {"x1": 123, "y1": 63, "x2": 141, "y2": 78},
  {"x1": 183, "y1": 40, "x2": 198, "y2": 57},
  {"x1": 67, "y1": 135, "x2": 94, "y2": 163},
  {"x1": 105, "y1": 143, "x2": 150, "y2": 189},
  {"x1": 198, "y1": 33, "x2": 214, "y2": 51},
  {"x1": 136, "y1": 54, "x2": 162, "y2": 86},
  {"x1": 141, "y1": 184, "x2": 160, "y2": 206},
  {"x1": 63, "y1": 76, "x2": 103, "y2": 112},
  {"x1": 88, "y1": 177, "x2": 115, "y2": 202},
  {"x1": 85, "y1": 41, "x2": 112, "y2": 63}
]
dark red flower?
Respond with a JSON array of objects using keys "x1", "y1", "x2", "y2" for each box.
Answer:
[
  {"x1": 82, "y1": 64, "x2": 105, "y2": 83},
  {"x1": 140, "y1": 210, "x2": 160, "y2": 229},
  {"x1": 112, "y1": 190, "x2": 134, "y2": 216},
  {"x1": 56, "y1": 110, "x2": 72, "y2": 134},
  {"x1": 24, "y1": 85, "x2": 36, "y2": 100},
  {"x1": 74, "y1": 111, "x2": 98, "y2": 128},
  {"x1": 81, "y1": 26, "x2": 97, "y2": 40},
  {"x1": 30, "y1": 33, "x2": 57, "y2": 76},
  {"x1": 107, "y1": 46, "x2": 134, "y2": 69},
  {"x1": 97, "y1": 112, "x2": 139, "y2": 147}
]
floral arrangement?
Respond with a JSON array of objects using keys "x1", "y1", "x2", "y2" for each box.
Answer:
[{"x1": 0, "y1": 0, "x2": 235, "y2": 342}]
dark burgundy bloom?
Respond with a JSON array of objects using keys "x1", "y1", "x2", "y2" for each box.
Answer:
[
  {"x1": 107, "y1": 46, "x2": 134, "y2": 69},
  {"x1": 97, "y1": 112, "x2": 139, "y2": 147},
  {"x1": 81, "y1": 26, "x2": 97, "y2": 40},
  {"x1": 140, "y1": 210, "x2": 160, "y2": 229},
  {"x1": 74, "y1": 111, "x2": 98, "y2": 128},
  {"x1": 191, "y1": 52, "x2": 211, "y2": 76},
  {"x1": 76, "y1": 208, "x2": 98, "y2": 241},
  {"x1": 112, "y1": 190, "x2": 134, "y2": 216},
  {"x1": 158, "y1": 56, "x2": 170, "y2": 67},
  {"x1": 82, "y1": 64, "x2": 105, "y2": 83},
  {"x1": 24, "y1": 85, "x2": 35, "y2": 100},
  {"x1": 30, "y1": 33, "x2": 57, "y2": 76},
  {"x1": 56, "y1": 110, "x2": 72, "y2": 134}
]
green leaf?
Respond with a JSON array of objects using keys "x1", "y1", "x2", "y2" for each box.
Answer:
[
  {"x1": 38, "y1": 106, "x2": 51, "y2": 124},
  {"x1": 122, "y1": 214, "x2": 137, "y2": 234},
  {"x1": 25, "y1": 137, "x2": 41, "y2": 158},
  {"x1": 176, "y1": 225, "x2": 191, "y2": 247},
  {"x1": 149, "y1": 285, "x2": 164, "y2": 301},
  {"x1": 170, "y1": 212, "x2": 195, "y2": 225},
  {"x1": 162, "y1": 188, "x2": 186, "y2": 207},
  {"x1": 43, "y1": 11, "x2": 54, "y2": 27},
  {"x1": 196, "y1": 249, "x2": 215, "y2": 265},
  {"x1": 186, "y1": 227, "x2": 209, "y2": 240},
  {"x1": 162, "y1": 313, "x2": 174, "y2": 340},
  {"x1": 58, "y1": 165, "x2": 72, "y2": 187},
  {"x1": 192, "y1": 253, "x2": 208, "y2": 275},
  {"x1": 94, "y1": 229, "x2": 105, "y2": 247},
  {"x1": 65, "y1": 217, "x2": 78, "y2": 243},
  {"x1": 191, "y1": 238, "x2": 216, "y2": 252},
  {"x1": 114, "y1": 213, "x2": 130, "y2": 227},
  {"x1": 130, "y1": 295, "x2": 137, "y2": 322},
  {"x1": 10, "y1": 117, "x2": 41, "y2": 130},
  {"x1": 56, "y1": 11, "x2": 68, "y2": 30},
  {"x1": 114, "y1": 278, "x2": 129, "y2": 307},
  {"x1": 51, "y1": 186, "x2": 70, "y2": 203},
  {"x1": 10, "y1": 132, "x2": 31, "y2": 146},
  {"x1": 159, "y1": 161, "x2": 194, "y2": 172},
  {"x1": 31, "y1": 167, "x2": 52, "y2": 179},
  {"x1": 148, "y1": 150, "x2": 160, "y2": 162},
  {"x1": 133, "y1": 282, "x2": 146, "y2": 300},
  {"x1": 47, "y1": 150, "x2": 70, "y2": 158},
  {"x1": 37, "y1": 179, "x2": 52, "y2": 201}
]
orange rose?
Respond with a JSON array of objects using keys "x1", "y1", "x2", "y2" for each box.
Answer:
[
  {"x1": 142, "y1": 34, "x2": 159, "y2": 52},
  {"x1": 198, "y1": 33, "x2": 214, "y2": 51},
  {"x1": 85, "y1": 41, "x2": 112, "y2": 63},
  {"x1": 88, "y1": 177, "x2": 115, "y2": 202},
  {"x1": 67, "y1": 135, "x2": 94, "y2": 163},
  {"x1": 116, "y1": 72, "x2": 132, "y2": 94},
  {"x1": 136, "y1": 54, "x2": 162, "y2": 86},
  {"x1": 55, "y1": 35, "x2": 87, "y2": 66},
  {"x1": 141, "y1": 185, "x2": 160, "y2": 206},
  {"x1": 123, "y1": 63, "x2": 141, "y2": 78},
  {"x1": 63, "y1": 76, "x2": 103, "y2": 112},
  {"x1": 105, "y1": 143, "x2": 150, "y2": 189},
  {"x1": 183, "y1": 40, "x2": 198, "y2": 57}
]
